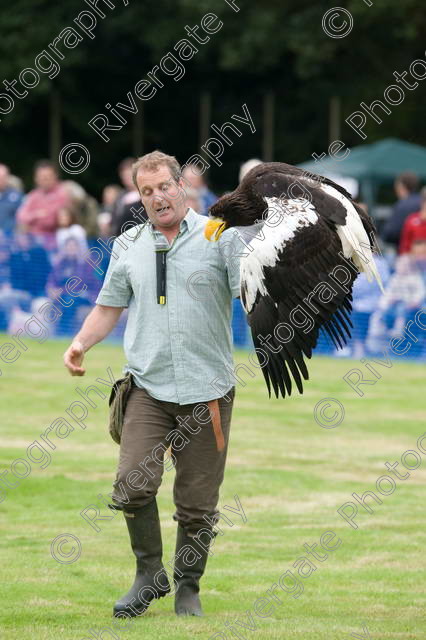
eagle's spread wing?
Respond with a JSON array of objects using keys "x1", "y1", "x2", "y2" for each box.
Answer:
[
  {"x1": 208, "y1": 161, "x2": 383, "y2": 399},
  {"x1": 236, "y1": 167, "x2": 383, "y2": 399},
  {"x1": 240, "y1": 196, "x2": 358, "y2": 399}
]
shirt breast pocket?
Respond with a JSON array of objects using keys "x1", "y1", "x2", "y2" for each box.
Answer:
[{"x1": 184, "y1": 256, "x2": 224, "y2": 302}]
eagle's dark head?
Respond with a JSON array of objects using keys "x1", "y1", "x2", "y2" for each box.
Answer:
[{"x1": 206, "y1": 181, "x2": 266, "y2": 241}]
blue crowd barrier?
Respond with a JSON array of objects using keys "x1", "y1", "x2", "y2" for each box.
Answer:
[{"x1": 0, "y1": 232, "x2": 425, "y2": 361}]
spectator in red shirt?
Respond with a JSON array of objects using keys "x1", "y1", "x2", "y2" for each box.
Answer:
[
  {"x1": 399, "y1": 187, "x2": 426, "y2": 254},
  {"x1": 16, "y1": 160, "x2": 70, "y2": 236}
]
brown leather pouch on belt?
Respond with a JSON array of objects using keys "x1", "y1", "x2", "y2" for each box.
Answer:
[{"x1": 108, "y1": 372, "x2": 133, "y2": 444}]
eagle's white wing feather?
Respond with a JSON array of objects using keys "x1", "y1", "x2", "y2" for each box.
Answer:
[
  {"x1": 240, "y1": 197, "x2": 318, "y2": 312},
  {"x1": 320, "y1": 183, "x2": 384, "y2": 292}
]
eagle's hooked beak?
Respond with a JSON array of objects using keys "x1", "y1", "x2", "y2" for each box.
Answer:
[{"x1": 204, "y1": 218, "x2": 227, "y2": 242}]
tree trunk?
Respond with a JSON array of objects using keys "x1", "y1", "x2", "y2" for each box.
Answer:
[
  {"x1": 329, "y1": 96, "x2": 341, "y2": 144},
  {"x1": 133, "y1": 104, "x2": 144, "y2": 157},
  {"x1": 262, "y1": 91, "x2": 274, "y2": 161},
  {"x1": 49, "y1": 86, "x2": 61, "y2": 166},
  {"x1": 199, "y1": 91, "x2": 211, "y2": 149}
]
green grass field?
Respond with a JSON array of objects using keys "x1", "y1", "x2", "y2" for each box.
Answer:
[{"x1": 1, "y1": 336, "x2": 425, "y2": 640}]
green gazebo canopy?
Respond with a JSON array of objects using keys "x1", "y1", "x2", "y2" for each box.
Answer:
[
  {"x1": 298, "y1": 138, "x2": 426, "y2": 181},
  {"x1": 298, "y1": 138, "x2": 426, "y2": 210}
]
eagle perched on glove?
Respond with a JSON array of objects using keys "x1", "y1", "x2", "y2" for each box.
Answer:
[{"x1": 204, "y1": 162, "x2": 383, "y2": 399}]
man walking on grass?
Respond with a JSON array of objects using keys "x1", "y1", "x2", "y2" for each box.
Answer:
[{"x1": 63, "y1": 150, "x2": 242, "y2": 618}]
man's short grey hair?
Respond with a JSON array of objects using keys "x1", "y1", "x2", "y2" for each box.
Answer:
[{"x1": 132, "y1": 150, "x2": 181, "y2": 189}]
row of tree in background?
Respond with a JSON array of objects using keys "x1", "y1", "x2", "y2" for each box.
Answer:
[{"x1": 1, "y1": 0, "x2": 426, "y2": 197}]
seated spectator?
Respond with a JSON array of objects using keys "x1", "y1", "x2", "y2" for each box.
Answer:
[
  {"x1": 10, "y1": 233, "x2": 51, "y2": 298},
  {"x1": 0, "y1": 238, "x2": 32, "y2": 332},
  {"x1": 0, "y1": 238, "x2": 9, "y2": 330},
  {"x1": 111, "y1": 157, "x2": 137, "y2": 230},
  {"x1": 0, "y1": 233, "x2": 9, "y2": 284},
  {"x1": 47, "y1": 237, "x2": 101, "y2": 335},
  {"x1": 56, "y1": 207, "x2": 88, "y2": 254},
  {"x1": 185, "y1": 188, "x2": 202, "y2": 214},
  {"x1": 8, "y1": 174, "x2": 24, "y2": 192},
  {"x1": 114, "y1": 189, "x2": 145, "y2": 236},
  {"x1": 382, "y1": 172, "x2": 422, "y2": 249},
  {"x1": 368, "y1": 254, "x2": 425, "y2": 350},
  {"x1": 62, "y1": 180, "x2": 99, "y2": 238},
  {"x1": 399, "y1": 187, "x2": 426, "y2": 254},
  {"x1": 102, "y1": 184, "x2": 121, "y2": 214},
  {"x1": 182, "y1": 164, "x2": 217, "y2": 215},
  {"x1": 0, "y1": 163, "x2": 23, "y2": 234},
  {"x1": 349, "y1": 255, "x2": 391, "y2": 358},
  {"x1": 239, "y1": 158, "x2": 263, "y2": 183},
  {"x1": 16, "y1": 160, "x2": 71, "y2": 236},
  {"x1": 411, "y1": 239, "x2": 426, "y2": 284},
  {"x1": 97, "y1": 212, "x2": 113, "y2": 238},
  {"x1": 86, "y1": 213, "x2": 114, "y2": 281}
]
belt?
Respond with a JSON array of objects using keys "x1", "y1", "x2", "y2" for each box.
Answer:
[{"x1": 207, "y1": 399, "x2": 225, "y2": 452}]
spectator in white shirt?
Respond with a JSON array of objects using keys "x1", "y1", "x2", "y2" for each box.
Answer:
[{"x1": 56, "y1": 207, "x2": 88, "y2": 255}]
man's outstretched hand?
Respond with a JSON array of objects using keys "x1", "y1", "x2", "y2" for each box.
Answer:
[
  {"x1": 62, "y1": 306, "x2": 123, "y2": 375},
  {"x1": 63, "y1": 341, "x2": 86, "y2": 376}
]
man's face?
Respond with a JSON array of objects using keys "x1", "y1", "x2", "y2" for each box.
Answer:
[
  {"x1": 35, "y1": 167, "x2": 58, "y2": 191},
  {"x1": 136, "y1": 165, "x2": 187, "y2": 229},
  {"x1": 0, "y1": 165, "x2": 9, "y2": 191}
]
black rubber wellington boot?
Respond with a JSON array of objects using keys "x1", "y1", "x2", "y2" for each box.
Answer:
[
  {"x1": 174, "y1": 524, "x2": 214, "y2": 616},
  {"x1": 113, "y1": 499, "x2": 171, "y2": 618}
]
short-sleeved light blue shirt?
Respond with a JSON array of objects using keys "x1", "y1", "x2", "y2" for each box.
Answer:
[{"x1": 96, "y1": 208, "x2": 243, "y2": 404}]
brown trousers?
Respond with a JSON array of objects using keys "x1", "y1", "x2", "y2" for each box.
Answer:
[{"x1": 111, "y1": 383, "x2": 235, "y2": 533}]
